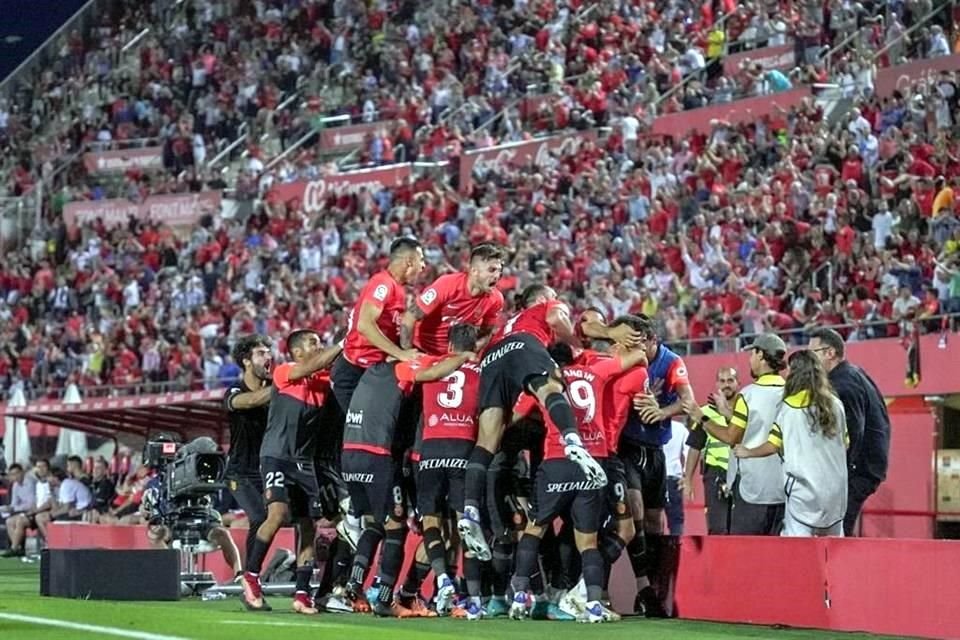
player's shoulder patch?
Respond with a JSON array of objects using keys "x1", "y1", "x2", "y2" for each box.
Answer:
[
  {"x1": 373, "y1": 283, "x2": 390, "y2": 301},
  {"x1": 420, "y1": 287, "x2": 438, "y2": 305}
]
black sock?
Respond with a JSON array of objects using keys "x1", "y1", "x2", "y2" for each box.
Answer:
[
  {"x1": 295, "y1": 564, "x2": 313, "y2": 594},
  {"x1": 539, "y1": 526, "x2": 562, "y2": 589},
  {"x1": 581, "y1": 548, "x2": 604, "y2": 603},
  {"x1": 491, "y1": 540, "x2": 514, "y2": 596},
  {"x1": 628, "y1": 531, "x2": 649, "y2": 580},
  {"x1": 511, "y1": 533, "x2": 541, "y2": 595},
  {"x1": 464, "y1": 554, "x2": 483, "y2": 597},
  {"x1": 376, "y1": 528, "x2": 407, "y2": 603},
  {"x1": 317, "y1": 537, "x2": 338, "y2": 595},
  {"x1": 245, "y1": 536, "x2": 272, "y2": 574},
  {"x1": 464, "y1": 448, "x2": 495, "y2": 510},
  {"x1": 544, "y1": 392, "x2": 578, "y2": 439},
  {"x1": 331, "y1": 537, "x2": 354, "y2": 587},
  {"x1": 350, "y1": 527, "x2": 384, "y2": 587},
  {"x1": 401, "y1": 561, "x2": 431, "y2": 598},
  {"x1": 557, "y1": 522, "x2": 581, "y2": 589},
  {"x1": 422, "y1": 526, "x2": 447, "y2": 579},
  {"x1": 598, "y1": 529, "x2": 628, "y2": 566}
]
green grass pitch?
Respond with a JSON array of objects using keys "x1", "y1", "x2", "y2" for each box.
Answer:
[{"x1": 0, "y1": 559, "x2": 915, "y2": 640}]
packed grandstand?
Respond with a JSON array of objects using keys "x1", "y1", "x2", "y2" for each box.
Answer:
[{"x1": 0, "y1": 0, "x2": 958, "y2": 405}]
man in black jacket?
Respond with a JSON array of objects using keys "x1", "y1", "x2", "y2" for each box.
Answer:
[{"x1": 808, "y1": 328, "x2": 891, "y2": 536}]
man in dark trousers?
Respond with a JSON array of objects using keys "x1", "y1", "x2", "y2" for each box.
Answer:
[
  {"x1": 224, "y1": 335, "x2": 273, "y2": 568},
  {"x1": 808, "y1": 328, "x2": 891, "y2": 536}
]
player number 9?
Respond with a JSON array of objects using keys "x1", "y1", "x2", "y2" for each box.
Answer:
[{"x1": 568, "y1": 380, "x2": 596, "y2": 423}]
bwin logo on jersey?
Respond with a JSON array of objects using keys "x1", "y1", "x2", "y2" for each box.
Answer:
[{"x1": 346, "y1": 409, "x2": 364, "y2": 427}]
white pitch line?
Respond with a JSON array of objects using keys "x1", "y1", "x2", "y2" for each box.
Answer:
[{"x1": 0, "y1": 612, "x2": 192, "y2": 640}]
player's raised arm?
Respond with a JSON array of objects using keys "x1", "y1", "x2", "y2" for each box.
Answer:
[
  {"x1": 286, "y1": 331, "x2": 344, "y2": 381},
  {"x1": 413, "y1": 352, "x2": 477, "y2": 383},
  {"x1": 399, "y1": 304, "x2": 425, "y2": 350},
  {"x1": 546, "y1": 301, "x2": 580, "y2": 347},
  {"x1": 358, "y1": 299, "x2": 413, "y2": 362},
  {"x1": 580, "y1": 308, "x2": 643, "y2": 347}
]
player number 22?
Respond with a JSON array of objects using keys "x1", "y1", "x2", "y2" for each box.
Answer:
[
  {"x1": 265, "y1": 471, "x2": 285, "y2": 490},
  {"x1": 568, "y1": 380, "x2": 596, "y2": 423},
  {"x1": 437, "y1": 371, "x2": 466, "y2": 408}
]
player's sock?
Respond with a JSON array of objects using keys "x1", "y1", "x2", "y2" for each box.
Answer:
[
  {"x1": 512, "y1": 533, "x2": 541, "y2": 594},
  {"x1": 557, "y1": 521, "x2": 581, "y2": 590},
  {"x1": 245, "y1": 536, "x2": 272, "y2": 575},
  {"x1": 627, "y1": 531, "x2": 650, "y2": 585},
  {"x1": 598, "y1": 529, "x2": 628, "y2": 567},
  {"x1": 295, "y1": 564, "x2": 313, "y2": 595},
  {"x1": 491, "y1": 540, "x2": 514, "y2": 596},
  {"x1": 464, "y1": 553, "x2": 483, "y2": 597},
  {"x1": 539, "y1": 526, "x2": 562, "y2": 590},
  {"x1": 422, "y1": 526, "x2": 447, "y2": 579},
  {"x1": 330, "y1": 537, "x2": 354, "y2": 587},
  {"x1": 581, "y1": 548, "x2": 604, "y2": 603},
  {"x1": 544, "y1": 392, "x2": 581, "y2": 444},
  {"x1": 464, "y1": 448, "x2": 495, "y2": 511},
  {"x1": 375, "y1": 528, "x2": 407, "y2": 604},
  {"x1": 349, "y1": 527, "x2": 384, "y2": 587},
  {"x1": 401, "y1": 561, "x2": 431, "y2": 598}
]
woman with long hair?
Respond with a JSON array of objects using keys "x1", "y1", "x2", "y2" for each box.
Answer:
[{"x1": 734, "y1": 350, "x2": 849, "y2": 537}]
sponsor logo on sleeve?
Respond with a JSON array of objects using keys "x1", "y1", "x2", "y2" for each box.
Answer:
[
  {"x1": 420, "y1": 288, "x2": 437, "y2": 305},
  {"x1": 373, "y1": 284, "x2": 389, "y2": 301}
]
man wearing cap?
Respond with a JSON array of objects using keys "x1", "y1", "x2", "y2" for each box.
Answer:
[{"x1": 686, "y1": 334, "x2": 787, "y2": 535}]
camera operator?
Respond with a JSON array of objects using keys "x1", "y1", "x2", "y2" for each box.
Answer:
[
  {"x1": 224, "y1": 335, "x2": 273, "y2": 566},
  {"x1": 141, "y1": 437, "x2": 242, "y2": 577}
]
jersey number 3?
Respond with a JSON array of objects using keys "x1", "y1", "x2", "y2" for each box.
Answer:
[{"x1": 437, "y1": 371, "x2": 466, "y2": 408}]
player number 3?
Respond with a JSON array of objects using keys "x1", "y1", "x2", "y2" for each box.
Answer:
[
  {"x1": 568, "y1": 379, "x2": 596, "y2": 423},
  {"x1": 437, "y1": 371, "x2": 466, "y2": 408}
]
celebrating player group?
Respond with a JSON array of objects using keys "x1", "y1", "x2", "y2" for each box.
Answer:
[{"x1": 225, "y1": 239, "x2": 694, "y2": 623}]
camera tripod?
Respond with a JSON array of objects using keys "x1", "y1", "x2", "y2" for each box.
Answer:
[{"x1": 174, "y1": 542, "x2": 217, "y2": 597}]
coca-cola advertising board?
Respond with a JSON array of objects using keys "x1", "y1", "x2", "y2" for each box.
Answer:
[
  {"x1": 458, "y1": 130, "x2": 598, "y2": 193},
  {"x1": 63, "y1": 191, "x2": 222, "y2": 229},
  {"x1": 650, "y1": 86, "x2": 810, "y2": 138},
  {"x1": 266, "y1": 164, "x2": 413, "y2": 214},
  {"x1": 83, "y1": 147, "x2": 165, "y2": 173},
  {"x1": 722, "y1": 44, "x2": 796, "y2": 77},
  {"x1": 319, "y1": 120, "x2": 397, "y2": 152}
]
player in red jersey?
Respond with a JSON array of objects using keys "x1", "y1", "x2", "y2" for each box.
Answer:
[
  {"x1": 400, "y1": 243, "x2": 505, "y2": 356},
  {"x1": 331, "y1": 237, "x2": 425, "y2": 413},
  {"x1": 458, "y1": 284, "x2": 608, "y2": 562},
  {"x1": 508, "y1": 337, "x2": 647, "y2": 622}
]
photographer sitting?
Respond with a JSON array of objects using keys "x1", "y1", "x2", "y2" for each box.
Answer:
[{"x1": 141, "y1": 439, "x2": 242, "y2": 578}]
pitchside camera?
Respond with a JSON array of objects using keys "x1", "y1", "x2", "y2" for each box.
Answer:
[{"x1": 168, "y1": 438, "x2": 227, "y2": 498}]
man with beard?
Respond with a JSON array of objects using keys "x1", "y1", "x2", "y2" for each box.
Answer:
[
  {"x1": 682, "y1": 367, "x2": 738, "y2": 535},
  {"x1": 225, "y1": 335, "x2": 273, "y2": 568}
]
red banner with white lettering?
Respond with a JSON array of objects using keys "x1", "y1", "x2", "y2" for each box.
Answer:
[
  {"x1": 722, "y1": 44, "x2": 796, "y2": 77},
  {"x1": 266, "y1": 164, "x2": 413, "y2": 214},
  {"x1": 319, "y1": 120, "x2": 397, "y2": 152},
  {"x1": 83, "y1": 147, "x2": 165, "y2": 173},
  {"x1": 458, "y1": 130, "x2": 598, "y2": 193},
  {"x1": 63, "y1": 191, "x2": 222, "y2": 229},
  {"x1": 650, "y1": 87, "x2": 810, "y2": 137}
]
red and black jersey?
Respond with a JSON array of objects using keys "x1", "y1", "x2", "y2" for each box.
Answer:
[
  {"x1": 343, "y1": 270, "x2": 407, "y2": 367},
  {"x1": 602, "y1": 366, "x2": 650, "y2": 453},
  {"x1": 488, "y1": 299, "x2": 569, "y2": 349},
  {"x1": 414, "y1": 272, "x2": 504, "y2": 355},
  {"x1": 420, "y1": 362, "x2": 481, "y2": 443},
  {"x1": 260, "y1": 362, "x2": 331, "y2": 461},
  {"x1": 343, "y1": 354, "x2": 445, "y2": 457}
]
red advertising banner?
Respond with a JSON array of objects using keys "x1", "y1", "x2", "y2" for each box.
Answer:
[
  {"x1": 874, "y1": 53, "x2": 960, "y2": 99},
  {"x1": 83, "y1": 147, "x2": 164, "y2": 173},
  {"x1": 63, "y1": 191, "x2": 222, "y2": 229},
  {"x1": 649, "y1": 86, "x2": 810, "y2": 137},
  {"x1": 458, "y1": 129, "x2": 598, "y2": 193},
  {"x1": 319, "y1": 120, "x2": 397, "y2": 152},
  {"x1": 722, "y1": 43, "x2": 796, "y2": 76},
  {"x1": 267, "y1": 164, "x2": 413, "y2": 214}
]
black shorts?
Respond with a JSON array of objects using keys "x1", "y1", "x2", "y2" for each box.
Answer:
[
  {"x1": 261, "y1": 456, "x2": 322, "y2": 519},
  {"x1": 314, "y1": 462, "x2": 349, "y2": 521},
  {"x1": 603, "y1": 456, "x2": 632, "y2": 521},
  {"x1": 416, "y1": 438, "x2": 474, "y2": 516},
  {"x1": 533, "y1": 459, "x2": 604, "y2": 532},
  {"x1": 618, "y1": 441, "x2": 666, "y2": 511},
  {"x1": 342, "y1": 450, "x2": 405, "y2": 524},
  {"x1": 478, "y1": 334, "x2": 558, "y2": 411},
  {"x1": 331, "y1": 355, "x2": 367, "y2": 414}
]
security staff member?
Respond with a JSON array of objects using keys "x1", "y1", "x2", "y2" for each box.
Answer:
[
  {"x1": 687, "y1": 334, "x2": 787, "y2": 535},
  {"x1": 807, "y1": 328, "x2": 890, "y2": 536},
  {"x1": 224, "y1": 335, "x2": 273, "y2": 565},
  {"x1": 682, "y1": 367, "x2": 738, "y2": 535}
]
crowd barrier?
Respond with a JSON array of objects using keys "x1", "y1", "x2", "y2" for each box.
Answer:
[{"x1": 46, "y1": 523, "x2": 956, "y2": 638}]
